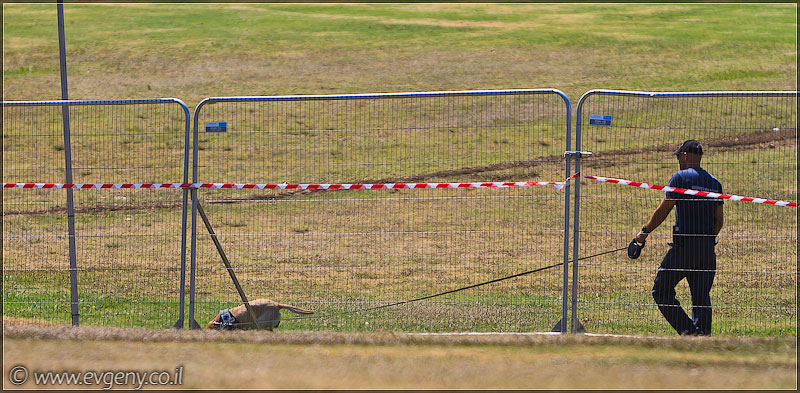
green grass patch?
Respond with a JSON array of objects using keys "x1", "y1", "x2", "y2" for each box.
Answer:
[
  {"x1": 3, "y1": 286, "x2": 180, "y2": 330},
  {"x1": 3, "y1": 4, "x2": 795, "y2": 104}
]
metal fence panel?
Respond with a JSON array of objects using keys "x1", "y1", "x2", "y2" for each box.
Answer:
[
  {"x1": 573, "y1": 91, "x2": 797, "y2": 336},
  {"x1": 190, "y1": 90, "x2": 571, "y2": 332},
  {"x1": 2, "y1": 99, "x2": 191, "y2": 328}
]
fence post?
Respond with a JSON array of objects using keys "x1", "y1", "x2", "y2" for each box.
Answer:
[
  {"x1": 187, "y1": 101, "x2": 204, "y2": 330},
  {"x1": 552, "y1": 92, "x2": 571, "y2": 334},
  {"x1": 174, "y1": 100, "x2": 192, "y2": 329},
  {"x1": 561, "y1": 95, "x2": 572, "y2": 334},
  {"x1": 570, "y1": 94, "x2": 590, "y2": 334},
  {"x1": 57, "y1": 1, "x2": 79, "y2": 327}
]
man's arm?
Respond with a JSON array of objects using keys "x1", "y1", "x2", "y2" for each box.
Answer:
[
  {"x1": 713, "y1": 204, "x2": 724, "y2": 235},
  {"x1": 635, "y1": 195, "x2": 676, "y2": 244}
]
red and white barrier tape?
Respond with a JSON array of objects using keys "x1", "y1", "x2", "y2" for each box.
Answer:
[
  {"x1": 2, "y1": 183, "x2": 188, "y2": 189},
  {"x1": 2, "y1": 181, "x2": 567, "y2": 191},
  {"x1": 582, "y1": 174, "x2": 797, "y2": 207},
  {"x1": 4, "y1": 173, "x2": 794, "y2": 208}
]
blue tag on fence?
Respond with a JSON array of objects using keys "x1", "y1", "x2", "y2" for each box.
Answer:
[
  {"x1": 588, "y1": 115, "x2": 612, "y2": 126},
  {"x1": 205, "y1": 122, "x2": 227, "y2": 133}
]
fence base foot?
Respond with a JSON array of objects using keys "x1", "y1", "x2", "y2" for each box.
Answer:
[
  {"x1": 188, "y1": 319, "x2": 202, "y2": 330},
  {"x1": 551, "y1": 318, "x2": 567, "y2": 333},
  {"x1": 571, "y1": 318, "x2": 587, "y2": 333},
  {"x1": 553, "y1": 318, "x2": 587, "y2": 333},
  {"x1": 171, "y1": 319, "x2": 184, "y2": 329}
]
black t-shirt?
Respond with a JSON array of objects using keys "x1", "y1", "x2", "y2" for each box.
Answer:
[{"x1": 666, "y1": 167, "x2": 723, "y2": 236}]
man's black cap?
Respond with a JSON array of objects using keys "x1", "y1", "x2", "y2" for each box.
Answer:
[{"x1": 673, "y1": 139, "x2": 703, "y2": 155}]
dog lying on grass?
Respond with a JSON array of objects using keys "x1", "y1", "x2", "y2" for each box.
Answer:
[{"x1": 205, "y1": 299, "x2": 314, "y2": 331}]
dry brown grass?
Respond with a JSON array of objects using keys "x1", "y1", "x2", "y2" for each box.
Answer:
[
  {"x1": 2, "y1": 323, "x2": 792, "y2": 349},
  {"x1": 3, "y1": 324, "x2": 796, "y2": 389}
]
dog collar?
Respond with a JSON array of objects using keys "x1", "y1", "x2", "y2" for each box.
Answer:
[{"x1": 217, "y1": 308, "x2": 238, "y2": 329}]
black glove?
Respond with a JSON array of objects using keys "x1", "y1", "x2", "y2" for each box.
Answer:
[{"x1": 627, "y1": 238, "x2": 646, "y2": 259}]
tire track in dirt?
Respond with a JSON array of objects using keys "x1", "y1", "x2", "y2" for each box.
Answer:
[{"x1": 589, "y1": 128, "x2": 796, "y2": 159}]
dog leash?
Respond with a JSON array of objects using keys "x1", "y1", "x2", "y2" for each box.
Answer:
[
  {"x1": 361, "y1": 246, "x2": 628, "y2": 312},
  {"x1": 274, "y1": 245, "x2": 629, "y2": 326}
]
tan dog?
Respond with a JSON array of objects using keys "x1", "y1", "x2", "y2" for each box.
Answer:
[{"x1": 205, "y1": 299, "x2": 314, "y2": 331}]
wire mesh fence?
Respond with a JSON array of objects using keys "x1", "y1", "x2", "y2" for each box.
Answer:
[
  {"x1": 573, "y1": 91, "x2": 797, "y2": 336},
  {"x1": 2, "y1": 99, "x2": 190, "y2": 328},
  {"x1": 190, "y1": 90, "x2": 571, "y2": 332},
  {"x1": 4, "y1": 90, "x2": 795, "y2": 336}
]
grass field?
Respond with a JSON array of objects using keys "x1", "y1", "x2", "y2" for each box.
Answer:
[
  {"x1": 2, "y1": 4, "x2": 798, "y2": 389},
  {"x1": 3, "y1": 4, "x2": 796, "y2": 107}
]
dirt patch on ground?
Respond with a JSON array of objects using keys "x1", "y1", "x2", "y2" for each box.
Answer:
[
  {"x1": 211, "y1": 157, "x2": 560, "y2": 204},
  {"x1": 590, "y1": 128, "x2": 796, "y2": 159}
]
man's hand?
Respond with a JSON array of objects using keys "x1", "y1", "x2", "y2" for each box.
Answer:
[{"x1": 635, "y1": 231, "x2": 648, "y2": 244}]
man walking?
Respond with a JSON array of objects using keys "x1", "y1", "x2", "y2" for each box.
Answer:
[{"x1": 635, "y1": 140, "x2": 724, "y2": 336}]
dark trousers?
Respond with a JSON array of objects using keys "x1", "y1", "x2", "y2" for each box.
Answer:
[{"x1": 651, "y1": 238, "x2": 716, "y2": 335}]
